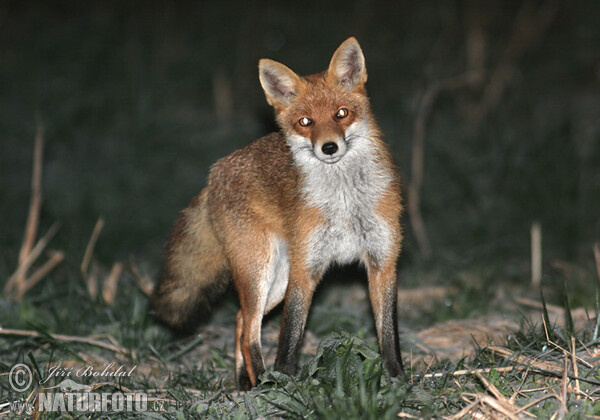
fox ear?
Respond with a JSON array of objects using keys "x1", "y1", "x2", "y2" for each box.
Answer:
[
  {"x1": 259, "y1": 59, "x2": 304, "y2": 108},
  {"x1": 327, "y1": 37, "x2": 367, "y2": 90}
]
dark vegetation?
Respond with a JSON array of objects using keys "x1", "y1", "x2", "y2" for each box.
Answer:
[{"x1": 1, "y1": 1, "x2": 599, "y2": 418}]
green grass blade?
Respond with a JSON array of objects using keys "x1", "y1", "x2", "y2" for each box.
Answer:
[
  {"x1": 539, "y1": 286, "x2": 552, "y2": 342},
  {"x1": 594, "y1": 288, "x2": 600, "y2": 342},
  {"x1": 562, "y1": 279, "x2": 574, "y2": 339}
]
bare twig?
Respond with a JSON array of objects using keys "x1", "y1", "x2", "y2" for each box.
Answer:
[
  {"x1": 408, "y1": 72, "x2": 482, "y2": 258},
  {"x1": 531, "y1": 222, "x2": 542, "y2": 287},
  {"x1": 515, "y1": 394, "x2": 560, "y2": 415},
  {"x1": 472, "y1": 0, "x2": 561, "y2": 122},
  {"x1": 465, "y1": 0, "x2": 486, "y2": 85},
  {"x1": 594, "y1": 242, "x2": 600, "y2": 284},
  {"x1": 556, "y1": 353, "x2": 569, "y2": 418},
  {"x1": 5, "y1": 223, "x2": 60, "y2": 294},
  {"x1": 81, "y1": 217, "x2": 105, "y2": 276},
  {"x1": 487, "y1": 345, "x2": 563, "y2": 375},
  {"x1": 0, "y1": 328, "x2": 128, "y2": 355},
  {"x1": 424, "y1": 366, "x2": 514, "y2": 379},
  {"x1": 15, "y1": 250, "x2": 65, "y2": 300},
  {"x1": 4, "y1": 120, "x2": 65, "y2": 301},
  {"x1": 474, "y1": 371, "x2": 506, "y2": 401},
  {"x1": 102, "y1": 262, "x2": 123, "y2": 306},
  {"x1": 448, "y1": 392, "x2": 524, "y2": 420},
  {"x1": 212, "y1": 70, "x2": 233, "y2": 129},
  {"x1": 444, "y1": 397, "x2": 480, "y2": 420},
  {"x1": 474, "y1": 371, "x2": 521, "y2": 419},
  {"x1": 130, "y1": 259, "x2": 155, "y2": 297},
  {"x1": 17, "y1": 121, "x2": 44, "y2": 284},
  {"x1": 515, "y1": 296, "x2": 562, "y2": 313},
  {"x1": 5, "y1": 121, "x2": 45, "y2": 294},
  {"x1": 87, "y1": 265, "x2": 99, "y2": 299},
  {"x1": 571, "y1": 336, "x2": 580, "y2": 395}
]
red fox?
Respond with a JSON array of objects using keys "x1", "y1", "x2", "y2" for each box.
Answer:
[{"x1": 152, "y1": 37, "x2": 404, "y2": 389}]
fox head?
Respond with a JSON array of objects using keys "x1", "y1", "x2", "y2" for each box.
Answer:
[{"x1": 259, "y1": 37, "x2": 375, "y2": 164}]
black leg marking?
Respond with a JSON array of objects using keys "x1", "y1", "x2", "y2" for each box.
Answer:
[
  {"x1": 380, "y1": 288, "x2": 404, "y2": 377},
  {"x1": 275, "y1": 292, "x2": 307, "y2": 375},
  {"x1": 250, "y1": 342, "x2": 265, "y2": 383},
  {"x1": 237, "y1": 366, "x2": 252, "y2": 390}
]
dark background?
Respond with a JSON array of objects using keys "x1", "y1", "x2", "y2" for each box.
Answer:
[{"x1": 1, "y1": 0, "x2": 599, "y2": 305}]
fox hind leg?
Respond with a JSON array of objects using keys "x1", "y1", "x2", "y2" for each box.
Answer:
[
  {"x1": 274, "y1": 262, "x2": 320, "y2": 375},
  {"x1": 235, "y1": 310, "x2": 252, "y2": 389},
  {"x1": 366, "y1": 257, "x2": 404, "y2": 377},
  {"x1": 231, "y1": 234, "x2": 288, "y2": 388}
]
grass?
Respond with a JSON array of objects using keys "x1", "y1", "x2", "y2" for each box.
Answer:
[
  {"x1": 1, "y1": 1, "x2": 600, "y2": 418},
  {"x1": 1, "y1": 288, "x2": 599, "y2": 418}
]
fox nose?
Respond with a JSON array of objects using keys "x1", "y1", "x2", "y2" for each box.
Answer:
[{"x1": 321, "y1": 142, "x2": 338, "y2": 155}]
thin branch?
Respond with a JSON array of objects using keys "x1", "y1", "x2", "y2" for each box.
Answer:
[
  {"x1": 81, "y1": 217, "x2": 104, "y2": 276},
  {"x1": 515, "y1": 394, "x2": 560, "y2": 415},
  {"x1": 15, "y1": 250, "x2": 65, "y2": 300},
  {"x1": 423, "y1": 365, "x2": 514, "y2": 379},
  {"x1": 408, "y1": 72, "x2": 482, "y2": 258},
  {"x1": 6, "y1": 121, "x2": 45, "y2": 294},
  {"x1": 0, "y1": 328, "x2": 128, "y2": 355},
  {"x1": 102, "y1": 262, "x2": 123, "y2": 306},
  {"x1": 472, "y1": 0, "x2": 561, "y2": 122},
  {"x1": 5, "y1": 223, "x2": 60, "y2": 294},
  {"x1": 87, "y1": 265, "x2": 99, "y2": 299},
  {"x1": 531, "y1": 222, "x2": 542, "y2": 287},
  {"x1": 474, "y1": 371, "x2": 508, "y2": 402},
  {"x1": 571, "y1": 336, "x2": 580, "y2": 395},
  {"x1": 556, "y1": 353, "x2": 569, "y2": 418},
  {"x1": 593, "y1": 242, "x2": 600, "y2": 285},
  {"x1": 18, "y1": 120, "x2": 44, "y2": 274},
  {"x1": 130, "y1": 260, "x2": 155, "y2": 297}
]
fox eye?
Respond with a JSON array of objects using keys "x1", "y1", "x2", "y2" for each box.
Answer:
[
  {"x1": 335, "y1": 108, "x2": 349, "y2": 119},
  {"x1": 298, "y1": 117, "x2": 312, "y2": 127}
]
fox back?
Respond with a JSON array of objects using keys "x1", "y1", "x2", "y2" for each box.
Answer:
[{"x1": 152, "y1": 37, "x2": 404, "y2": 389}]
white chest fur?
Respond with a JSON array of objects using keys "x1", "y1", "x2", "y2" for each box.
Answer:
[{"x1": 289, "y1": 121, "x2": 394, "y2": 271}]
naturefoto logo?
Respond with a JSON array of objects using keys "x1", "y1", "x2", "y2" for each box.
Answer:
[{"x1": 3, "y1": 363, "x2": 148, "y2": 415}]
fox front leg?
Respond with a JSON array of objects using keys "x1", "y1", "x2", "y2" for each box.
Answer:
[
  {"x1": 274, "y1": 266, "x2": 318, "y2": 375},
  {"x1": 367, "y1": 258, "x2": 404, "y2": 377}
]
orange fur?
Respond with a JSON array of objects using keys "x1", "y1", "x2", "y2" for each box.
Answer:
[{"x1": 152, "y1": 37, "x2": 405, "y2": 389}]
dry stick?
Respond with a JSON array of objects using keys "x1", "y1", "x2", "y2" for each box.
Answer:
[
  {"x1": 5, "y1": 222, "x2": 60, "y2": 294},
  {"x1": 594, "y1": 242, "x2": 600, "y2": 283},
  {"x1": 474, "y1": 371, "x2": 508, "y2": 402},
  {"x1": 6, "y1": 122, "x2": 45, "y2": 294},
  {"x1": 473, "y1": 0, "x2": 561, "y2": 122},
  {"x1": 480, "y1": 395, "x2": 520, "y2": 420},
  {"x1": 515, "y1": 296, "x2": 562, "y2": 313},
  {"x1": 531, "y1": 222, "x2": 542, "y2": 287},
  {"x1": 212, "y1": 70, "x2": 234, "y2": 129},
  {"x1": 539, "y1": 313, "x2": 593, "y2": 369},
  {"x1": 571, "y1": 336, "x2": 580, "y2": 395},
  {"x1": 457, "y1": 392, "x2": 521, "y2": 420},
  {"x1": 557, "y1": 354, "x2": 569, "y2": 418},
  {"x1": 515, "y1": 394, "x2": 560, "y2": 415},
  {"x1": 465, "y1": 1, "x2": 486, "y2": 85},
  {"x1": 487, "y1": 345, "x2": 563, "y2": 375},
  {"x1": 81, "y1": 217, "x2": 105, "y2": 276},
  {"x1": 87, "y1": 267, "x2": 98, "y2": 299},
  {"x1": 16, "y1": 251, "x2": 65, "y2": 300},
  {"x1": 408, "y1": 72, "x2": 481, "y2": 258},
  {"x1": 0, "y1": 328, "x2": 128, "y2": 355},
  {"x1": 423, "y1": 366, "x2": 514, "y2": 379},
  {"x1": 130, "y1": 260, "x2": 155, "y2": 297},
  {"x1": 444, "y1": 397, "x2": 480, "y2": 420},
  {"x1": 102, "y1": 262, "x2": 123, "y2": 306},
  {"x1": 396, "y1": 414, "x2": 418, "y2": 419}
]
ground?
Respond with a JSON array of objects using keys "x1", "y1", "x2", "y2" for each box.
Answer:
[{"x1": 1, "y1": 1, "x2": 600, "y2": 418}]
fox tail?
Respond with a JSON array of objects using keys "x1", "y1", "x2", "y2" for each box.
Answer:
[{"x1": 151, "y1": 189, "x2": 231, "y2": 332}]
